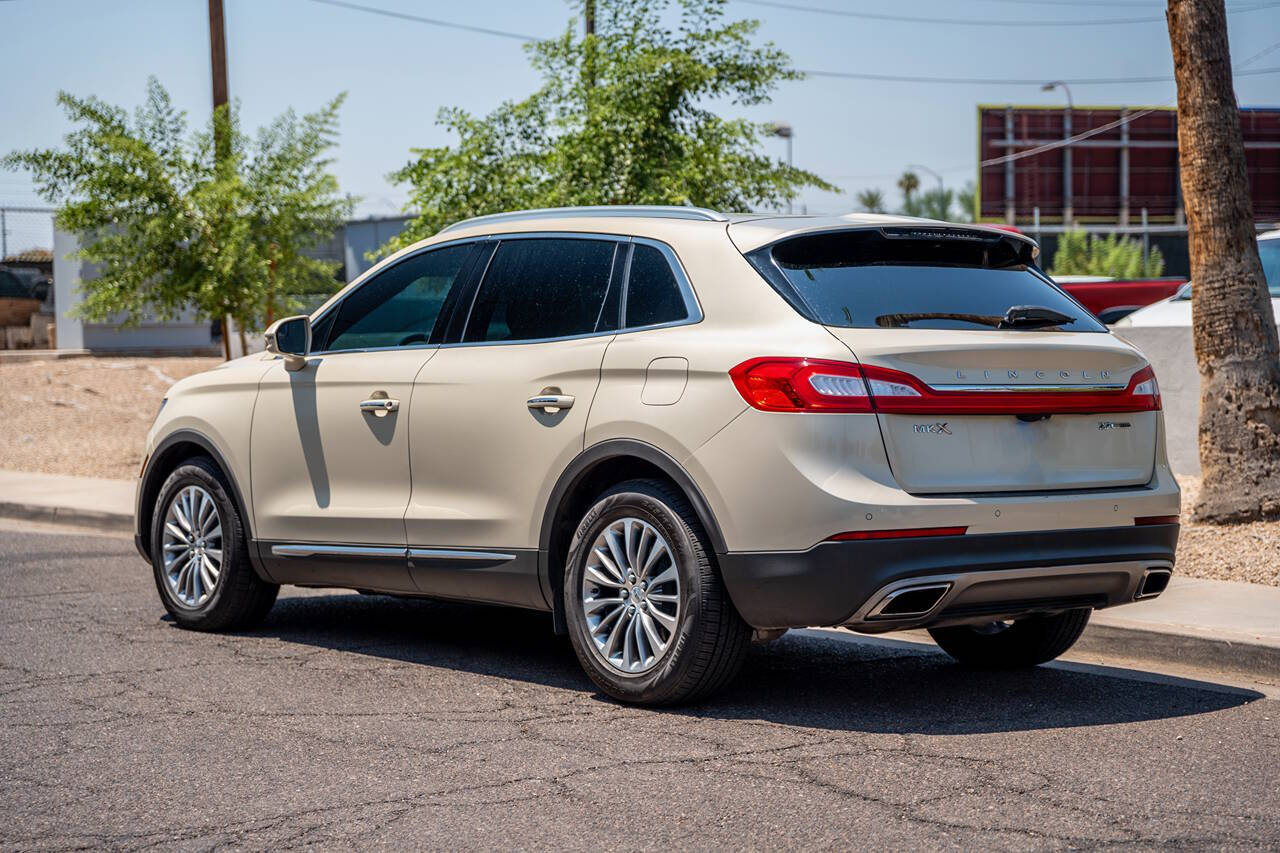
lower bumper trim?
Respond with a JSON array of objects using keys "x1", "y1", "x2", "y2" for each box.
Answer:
[{"x1": 718, "y1": 524, "x2": 1179, "y2": 629}]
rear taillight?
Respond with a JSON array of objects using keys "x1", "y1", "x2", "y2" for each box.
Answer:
[
  {"x1": 730, "y1": 359, "x2": 1162, "y2": 415},
  {"x1": 728, "y1": 358, "x2": 872, "y2": 413}
]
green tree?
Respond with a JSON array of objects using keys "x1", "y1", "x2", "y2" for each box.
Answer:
[
  {"x1": 385, "y1": 0, "x2": 834, "y2": 255},
  {"x1": 3, "y1": 78, "x2": 354, "y2": 358},
  {"x1": 855, "y1": 188, "x2": 886, "y2": 213},
  {"x1": 896, "y1": 170, "x2": 920, "y2": 208},
  {"x1": 1048, "y1": 230, "x2": 1165, "y2": 278}
]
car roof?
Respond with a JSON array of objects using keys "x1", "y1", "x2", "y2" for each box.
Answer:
[{"x1": 421, "y1": 205, "x2": 1041, "y2": 255}]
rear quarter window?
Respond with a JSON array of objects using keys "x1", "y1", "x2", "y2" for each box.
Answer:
[{"x1": 748, "y1": 228, "x2": 1106, "y2": 333}]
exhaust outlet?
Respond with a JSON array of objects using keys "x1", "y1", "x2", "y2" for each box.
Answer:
[
  {"x1": 1136, "y1": 568, "x2": 1172, "y2": 600},
  {"x1": 867, "y1": 583, "x2": 952, "y2": 619}
]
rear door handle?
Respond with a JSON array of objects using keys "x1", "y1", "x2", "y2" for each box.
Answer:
[
  {"x1": 360, "y1": 397, "x2": 399, "y2": 416},
  {"x1": 527, "y1": 394, "x2": 575, "y2": 413}
]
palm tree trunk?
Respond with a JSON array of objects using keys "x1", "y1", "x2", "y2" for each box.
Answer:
[{"x1": 1167, "y1": 0, "x2": 1280, "y2": 522}]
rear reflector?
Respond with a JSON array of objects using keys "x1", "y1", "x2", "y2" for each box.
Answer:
[
  {"x1": 1135, "y1": 515, "x2": 1179, "y2": 526},
  {"x1": 730, "y1": 358, "x2": 1162, "y2": 415},
  {"x1": 828, "y1": 526, "x2": 967, "y2": 541}
]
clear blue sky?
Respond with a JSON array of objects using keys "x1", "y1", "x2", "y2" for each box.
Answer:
[{"x1": 2, "y1": 0, "x2": 1278, "y2": 228}]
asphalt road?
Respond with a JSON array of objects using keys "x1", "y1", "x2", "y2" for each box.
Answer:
[{"x1": 2, "y1": 524, "x2": 1277, "y2": 850}]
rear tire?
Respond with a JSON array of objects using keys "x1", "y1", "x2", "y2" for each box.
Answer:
[
  {"x1": 564, "y1": 479, "x2": 750, "y2": 705},
  {"x1": 150, "y1": 457, "x2": 278, "y2": 631},
  {"x1": 928, "y1": 608, "x2": 1090, "y2": 668}
]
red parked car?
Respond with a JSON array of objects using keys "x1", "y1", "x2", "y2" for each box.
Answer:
[{"x1": 1052, "y1": 275, "x2": 1186, "y2": 325}]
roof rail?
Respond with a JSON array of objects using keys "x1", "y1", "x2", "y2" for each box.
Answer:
[{"x1": 439, "y1": 205, "x2": 728, "y2": 233}]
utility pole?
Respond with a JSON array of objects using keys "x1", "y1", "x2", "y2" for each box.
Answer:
[
  {"x1": 208, "y1": 0, "x2": 232, "y2": 359},
  {"x1": 209, "y1": 0, "x2": 230, "y2": 159},
  {"x1": 583, "y1": 0, "x2": 596, "y2": 89}
]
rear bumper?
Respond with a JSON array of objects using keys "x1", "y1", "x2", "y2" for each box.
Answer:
[{"x1": 718, "y1": 524, "x2": 1179, "y2": 630}]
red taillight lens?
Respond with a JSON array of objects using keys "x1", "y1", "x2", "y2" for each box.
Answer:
[
  {"x1": 730, "y1": 359, "x2": 1162, "y2": 415},
  {"x1": 728, "y1": 357, "x2": 873, "y2": 413},
  {"x1": 828, "y1": 526, "x2": 967, "y2": 541}
]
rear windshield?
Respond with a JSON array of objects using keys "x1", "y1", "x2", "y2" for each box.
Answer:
[{"x1": 748, "y1": 228, "x2": 1106, "y2": 332}]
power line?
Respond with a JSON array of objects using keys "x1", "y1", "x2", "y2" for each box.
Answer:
[
  {"x1": 800, "y1": 65, "x2": 1280, "y2": 85},
  {"x1": 303, "y1": 0, "x2": 539, "y2": 41},
  {"x1": 295, "y1": 0, "x2": 1280, "y2": 88},
  {"x1": 735, "y1": 0, "x2": 1280, "y2": 27}
]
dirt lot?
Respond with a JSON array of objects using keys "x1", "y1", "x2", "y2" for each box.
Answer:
[
  {"x1": 0, "y1": 356, "x2": 219, "y2": 480},
  {"x1": 1, "y1": 356, "x2": 1276, "y2": 586}
]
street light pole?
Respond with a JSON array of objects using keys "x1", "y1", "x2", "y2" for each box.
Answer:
[
  {"x1": 1042, "y1": 81, "x2": 1074, "y2": 226},
  {"x1": 767, "y1": 121, "x2": 794, "y2": 214},
  {"x1": 907, "y1": 163, "x2": 944, "y2": 192}
]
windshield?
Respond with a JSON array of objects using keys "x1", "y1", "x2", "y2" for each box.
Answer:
[
  {"x1": 747, "y1": 228, "x2": 1106, "y2": 332},
  {"x1": 1171, "y1": 238, "x2": 1279, "y2": 300}
]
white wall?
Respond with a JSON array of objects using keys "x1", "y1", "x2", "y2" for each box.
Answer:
[
  {"x1": 51, "y1": 229, "x2": 215, "y2": 353},
  {"x1": 1114, "y1": 326, "x2": 1200, "y2": 476}
]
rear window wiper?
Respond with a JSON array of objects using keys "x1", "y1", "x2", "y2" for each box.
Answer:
[
  {"x1": 999, "y1": 305, "x2": 1077, "y2": 329},
  {"x1": 874, "y1": 305, "x2": 1076, "y2": 330}
]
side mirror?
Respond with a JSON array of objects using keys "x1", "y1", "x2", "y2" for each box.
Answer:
[{"x1": 265, "y1": 315, "x2": 311, "y2": 372}]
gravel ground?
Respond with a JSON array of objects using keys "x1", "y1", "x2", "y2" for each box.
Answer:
[
  {"x1": 1175, "y1": 475, "x2": 1280, "y2": 587},
  {"x1": 0, "y1": 356, "x2": 218, "y2": 480},
  {"x1": 1, "y1": 356, "x2": 1276, "y2": 587}
]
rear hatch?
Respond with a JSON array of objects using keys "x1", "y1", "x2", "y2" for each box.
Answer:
[{"x1": 743, "y1": 225, "x2": 1159, "y2": 494}]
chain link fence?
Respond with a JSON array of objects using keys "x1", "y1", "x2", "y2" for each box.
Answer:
[{"x1": 0, "y1": 206, "x2": 55, "y2": 265}]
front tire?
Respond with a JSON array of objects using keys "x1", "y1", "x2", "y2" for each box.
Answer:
[
  {"x1": 928, "y1": 608, "x2": 1091, "y2": 669},
  {"x1": 564, "y1": 479, "x2": 750, "y2": 705},
  {"x1": 150, "y1": 457, "x2": 278, "y2": 631}
]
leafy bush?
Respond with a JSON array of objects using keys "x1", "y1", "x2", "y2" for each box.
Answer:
[{"x1": 1049, "y1": 230, "x2": 1165, "y2": 278}]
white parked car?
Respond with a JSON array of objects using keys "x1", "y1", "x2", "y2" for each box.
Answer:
[
  {"x1": 1114, "y1": 230, "x2": 1280, "y2": 327},
  {"x1": 135, "y1": 207, "x2": 1180, "y2": 704}
]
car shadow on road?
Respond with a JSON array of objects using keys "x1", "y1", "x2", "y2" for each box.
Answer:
[{"x1": 247, "y1": 592, "x2": 1263, "y2": 735}]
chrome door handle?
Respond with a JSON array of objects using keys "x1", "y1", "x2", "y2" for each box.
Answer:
[
  {"x1": 359, "y1": 397, "x2": 399, "y2": 416},
  {"x1": 527, "y1": 394, "x2": 575, "y2": 413}
]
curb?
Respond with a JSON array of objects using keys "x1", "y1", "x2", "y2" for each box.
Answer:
[
  {"x1": 803, "y1": 621, "x2": 1279, "y2": 683},
  {"x1": 1074, "y1": 622, "x2": 1280, "y2": 681},
  {"x1": 0, "y1": 501, "x2": 133, "y2": 534}
]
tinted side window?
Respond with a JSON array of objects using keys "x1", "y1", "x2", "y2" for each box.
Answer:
[
  {"x1": 326, "y1": 244, "x2": 473, "y2": 352},
  {"x1": 463, "y1": 239, "x2": 618, "y2": 343},
  {"x1": 625, "y1": 243, "x2": 688, "y2": 328}
]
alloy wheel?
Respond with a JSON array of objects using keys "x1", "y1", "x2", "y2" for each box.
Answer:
[
  {"x1": 580, "y1": 517, "x2": 681, "y2": 674},
  {"x1": 161, "y1": 485, "x2": 223, "y2": 608}
]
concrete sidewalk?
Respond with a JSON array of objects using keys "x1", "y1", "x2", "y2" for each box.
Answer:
[
  {"x1": 1, "y1": 468, "x2": 1276, "y2": 678},
  {"x1": 0, "y1": 468, "x2": 135, "y2": 532}
]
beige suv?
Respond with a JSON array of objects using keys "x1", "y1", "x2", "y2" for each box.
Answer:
[{"x1": 135, "y1": 206, "x2": 1181, "y2": 704}]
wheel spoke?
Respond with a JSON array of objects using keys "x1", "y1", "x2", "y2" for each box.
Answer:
[
  {"x1": 646, "y1": 604, "x2": 678, "y2": 632},
  {"x1": 205, "y1": 547, "x2": 223, "y2": 563},
  {"x1": 639, "y1": 610, "x2": 665, "y2": 653},
  {"x1": 603, "y1": 607, "x2": 629, "y2": 658},
  {"x1": 604, "y1": 530, "x2": 628, "y2": 580},
  {"x1": 584, "y1": 596, "x2": 624, "y2": 615},
  {"x1": 622, "y1": 611, "x2": 637, "y2": 668},
  {"x1": 586, "y1": 562, "x2": 623, "y2": 588},
  {"x1": 647, "y1": 564, "x2": 677, "y2": 589},
  {"x1": 638, "y1": 540, "x2": 668, "y2": 580},
  {"x1": 647, "y1": 592, "x2": 678, "y2": 603}
]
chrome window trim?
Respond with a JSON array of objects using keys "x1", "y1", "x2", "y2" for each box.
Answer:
[
  {"x1": 621, "y1": 236, "x2": 704, "y2": 332},
  {"x1": 308, "y1": 230, "x2": 706, "y2": 355}
]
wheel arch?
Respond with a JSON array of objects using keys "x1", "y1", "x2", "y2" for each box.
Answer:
[
  {"x1": 538, "y1": 439, "x2": 727, "y2": 634},
  {"x1": 135, "y1": 430, "x2": 254, "y2": 568}
]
